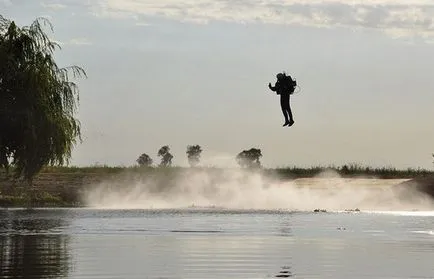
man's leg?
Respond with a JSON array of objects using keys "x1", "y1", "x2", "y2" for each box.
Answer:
[
  {"x1": 285, "y1": 97, "x2": 294, "y2": 126},
  {"x1": 280, "y1": 96, "x2": 289, "y2": 126}
]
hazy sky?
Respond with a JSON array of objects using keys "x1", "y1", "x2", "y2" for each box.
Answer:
[{"x1": 2, "y1": 0, "x2": 434, "y2": 169}]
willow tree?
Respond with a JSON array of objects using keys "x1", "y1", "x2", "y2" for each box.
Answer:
[{"x1": 0, "y1": 15, "x2": 86, "y2": 184}]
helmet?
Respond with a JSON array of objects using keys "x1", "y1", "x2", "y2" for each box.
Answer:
[{"x1": 276, "y1": 73, "x2": 284, "y2": 80}]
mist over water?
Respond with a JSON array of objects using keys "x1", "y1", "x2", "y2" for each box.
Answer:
[{"x1": 83, "y1": 166, "x2": 434, "y2": 212}]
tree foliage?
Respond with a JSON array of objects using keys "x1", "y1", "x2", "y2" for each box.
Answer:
[
  {"x1": 158, "y1": 145, "x2": 173, "y2": 167},
  {"x1": 236, "y1": 148, "x2": 262, "y2": 168},
  {"x1": 186, "y1": 144, "x2": 202, "y2": 167},
  {"x1": 0, "y1": 16, "x2": 86, "y2": 183},
  {"x1": 136, "y1": 153, "x2": 153, "y2": 167}
]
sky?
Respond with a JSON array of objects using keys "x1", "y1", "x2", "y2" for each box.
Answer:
[{"x1": 1, "y1": 0, "x2": 434, "y2": 169}]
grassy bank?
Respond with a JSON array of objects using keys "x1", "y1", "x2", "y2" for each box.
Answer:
[
  {"x1": 1, "y1": 165, "x2": 433, "y2": 208},
  {"x1": 0, "y1": 191, "x2": 78, "y2": 208},
  {"x1": 27, "y1": 164, "x2": 434, "y2": 179}
]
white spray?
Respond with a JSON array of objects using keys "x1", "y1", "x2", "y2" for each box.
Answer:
[{"x1": 82, "y1": 165, "x2": 434, "y2": 211}]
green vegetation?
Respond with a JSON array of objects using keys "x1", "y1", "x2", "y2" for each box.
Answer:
[
  {"x1": 157, "y1": 145, "x2": 173, "y2": 167},
  {"x1": 0, "y1": 15, "x2": 86, "y2": 184},
  {"x1": 76, "y1": 165, "x2": 434, "y2": 178},
  {"x1": 0, "y1": 190, "x2": 70, "y2": 207},
  {"x1": 3, "y1": 163, "x2": 432, "y2": 177},
  {"x1": 186, "y1": 145, "x2": 202, "y2": 167},
  {"x1": 136, "y1": 153, "x2": 153, "y2": 167},
  {"x1": 267, "y1": 164, "x2": 432, "y2": 180},
  {"x1": 236, "y1": 148, "x2": 263, "y2": 168}
]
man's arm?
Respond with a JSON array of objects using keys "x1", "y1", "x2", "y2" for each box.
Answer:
[{"x1": 268, "y1": 82, "x2": 276, "y2": 91}]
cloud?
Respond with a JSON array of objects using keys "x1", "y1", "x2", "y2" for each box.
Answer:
[
  {"x1": 67, "y1": 37, "x2": 93, "y2": 46},
  {"x1": 1, "y1": 0, "x2": 11, "y2": 6},
  {"x1": 41, "y1": 2, "x2": 67, "y2": 10},
  {"x1": 91, "y1": 0, "x2": 434, "y2": 40},
  {"x1": 135, "y1": 21, "x2": 151, "y2": 27}
]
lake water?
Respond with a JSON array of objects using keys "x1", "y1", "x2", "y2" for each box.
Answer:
[{"x1": 1, "y1": 208, "x2": 433, "y2": 279}]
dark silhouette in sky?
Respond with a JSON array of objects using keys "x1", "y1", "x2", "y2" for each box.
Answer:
[{"x1": 268, "y1": 72, "x2": 296, "y2": 127}]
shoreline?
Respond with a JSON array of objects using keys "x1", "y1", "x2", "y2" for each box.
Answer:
[{"x1": 1, "y1": 166, "x2": 433, "y2": 208}]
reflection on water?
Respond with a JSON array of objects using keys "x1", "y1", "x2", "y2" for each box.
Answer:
[
  {"x1": 0, "y1": 210, "x2": 71, "y2": 279},
  {"x1": 0, "y1": 235, "x2": 70, "y2": 279},
  {"x1": 0, "y1": 209, "x2": 433, "y2": 279}
]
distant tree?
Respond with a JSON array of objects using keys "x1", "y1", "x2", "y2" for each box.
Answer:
[
  {"x1": 236, "y1": 148, "x2": 262, "y2": 168},
  {"x1": 341, "y1": 165, "x2": 349, "y2": 174},
  {"x1": 136, "y1": 153, "x2": 153, "y2": 167},
  {"x1": 186, "y1": 145, "x2": 202, "y2": 167},
  {"x1": 158, "y1": 145, "x2": 173, "y2": 167}
]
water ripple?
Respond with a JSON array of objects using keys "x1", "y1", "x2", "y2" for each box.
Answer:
[{"x1": 0, "y1": 208, "x2": 433, "y2": 279}]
